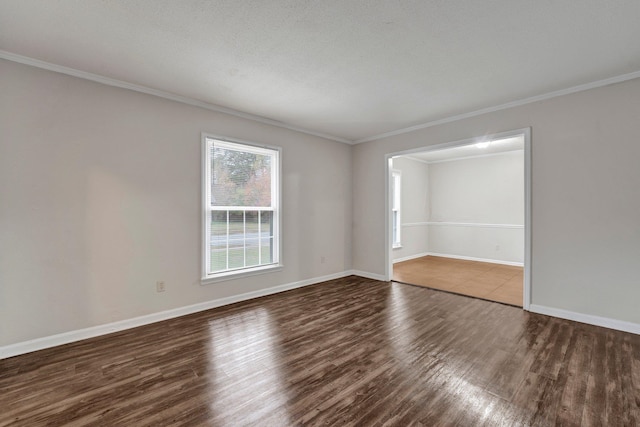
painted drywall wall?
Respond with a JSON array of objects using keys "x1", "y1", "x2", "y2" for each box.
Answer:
[
  {"x1": 427, "y1": 151, "x2": 524, "y2": 263},
  {"x1": 353, "y1": 76, "x2": 640, "y2": 325},
  {"x1": 0, "y1": 59, "x2": 352, "y2": 346},
  {"x1": 392, "y1": 152, "x2": 523, "y2": 264},
  {"x1": 390, "y1": 157, "x2": 429, "y2": 261}
]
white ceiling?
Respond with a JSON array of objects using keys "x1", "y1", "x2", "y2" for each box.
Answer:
[
  {"x1": 2, "y1": 1, "x2": 640, "y2": 143},
  {"x1": 401, "y1": 135, "x2": 524, "y2": 163}
]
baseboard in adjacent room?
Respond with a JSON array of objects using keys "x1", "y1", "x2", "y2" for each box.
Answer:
[
  {"x1": 0, "y1": 270, "x2": 353, "y2": 360},
  {"x1": 392, "y1": 252, "x2": 431, "y2": 264},
  {"x1": 426, "y1": 252, "x2": 524, "y2": 267}
]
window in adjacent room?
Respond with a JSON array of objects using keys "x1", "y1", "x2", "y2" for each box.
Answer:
[
  {"x1": 202, "y1": 136, "x2": 281, "y2": 282},
  {"x1": 391, "y1": 169, "x2": 402, "y2": 248}
]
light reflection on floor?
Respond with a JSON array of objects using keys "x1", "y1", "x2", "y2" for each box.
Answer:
[
  {"x1": 385, "y1": 282, "x2": 508, "y2": 423},
  {"x1": 386, "y1": 283, "x2": 417, "y2": 365},
  {"x1": 205, "y1": 307, "x2": 291, "y2": 425}
]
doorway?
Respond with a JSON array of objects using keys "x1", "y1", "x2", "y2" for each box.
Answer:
[{"x1": 385, "y1": 129, "x2": 531, "y2": 308}]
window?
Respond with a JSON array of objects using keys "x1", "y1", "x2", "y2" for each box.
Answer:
[
  {"x1": 391, "y1": 169, "x2": 402, "y2": 248},
  {"x1": 203, "y1": 136, "x2": 281, "y2": 281}
]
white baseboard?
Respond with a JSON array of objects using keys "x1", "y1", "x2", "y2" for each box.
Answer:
[
  {"x1": 348, "y1": 270, "x2": 387, "y2": 281},
  {"x1": 426, "y1": 252, "x2": 524, "y2": 267},
  {"x1": 8, "y1": 272, "x2": 636, "y2": 361},
  {"x1": 529, "y1": 304, "x2": 640, "y2": 335},
  {"x1": 392, "y1": 252, "x2": 430, "y2": 264},
  {"x1": 0, "y1": 271, "x2": 352, "y2": 360}
]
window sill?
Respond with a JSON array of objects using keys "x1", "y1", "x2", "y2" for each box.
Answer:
[
  {"x1": 201, "y1": 264, "x2": 283, "y2": 285},
  {"x1": 392, "y1": 244, "x2": 403, "y2": 249}
]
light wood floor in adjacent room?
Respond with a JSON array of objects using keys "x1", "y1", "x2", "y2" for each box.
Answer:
[
  {"x1": 393, "y1": 255, "x2": 524, "y2": 306},
  {"x1": 2, "y1": 276, "x2": 639, "y2": 426}
]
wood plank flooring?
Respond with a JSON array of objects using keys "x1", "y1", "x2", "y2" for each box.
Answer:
[
  {"x1": 1, "y1": 276, "x2": 639, "y2": 426},
  {"x1": 393, "y1": 255, "x2": 524, "y2": 306}
]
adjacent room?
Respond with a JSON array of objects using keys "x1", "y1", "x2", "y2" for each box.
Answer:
[
  {"x1": 391, "y1": 134, "x2": 525, "y2": 306},
  {"x1": 2, "y1": 1, "x2": 640, "y2": 425}
]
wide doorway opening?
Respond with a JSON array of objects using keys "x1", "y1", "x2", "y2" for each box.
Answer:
[{"x1": 386, "y1": 129, "x2": 531, "y2": 308}]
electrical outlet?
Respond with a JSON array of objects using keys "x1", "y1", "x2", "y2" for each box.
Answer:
[
  {"x1": 495, "y1": 245, "x2": 500, "y2": 251},
  {"x1": 321, "y1": 256, "x2": 326, "y2": 264},
  {"x1": 156, "y1": 281, "x2": 166, "y2": 293}
]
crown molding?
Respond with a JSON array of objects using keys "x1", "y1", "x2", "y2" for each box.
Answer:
[
  {"x1": 354, "y1": 69, "x2": 640, "y2": 144},
  {"x1": 0, "y1": 50, "x2": 353, "y2": 145},
  {"x1": 409, "y1": 148, "x2": 523, "y2": 165},
  {"x1": 4, "y1": 49, "x2": 640, "y2": 146}
]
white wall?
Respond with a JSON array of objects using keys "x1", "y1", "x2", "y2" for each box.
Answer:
[
  {"x1": 427, "y1": 151, "x2": 524, "y2": 264},
  {"x1": 353, "y1": 76, "x2": 640, "y2": 326},
  {"x1": 390, "y1": 157, "x2": 429, "y2": 262},
  {"x1": 3, "y1": 57, "x2": 640, "y2": 349},
  {"x1": 392, "y1": 151, "x2": 524, "y2": 264},
  {"x1": 0, "y1": 59, "x2": 352, "y2": 347}
]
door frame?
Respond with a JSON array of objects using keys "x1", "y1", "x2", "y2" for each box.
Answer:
[{"x1": 384, "y1": 127, "x2": 532, "y2": 310}]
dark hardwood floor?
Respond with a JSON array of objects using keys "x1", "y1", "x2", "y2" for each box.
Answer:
[{"x1": 1, "y1": 276, "x2": 639, "y2": 426}]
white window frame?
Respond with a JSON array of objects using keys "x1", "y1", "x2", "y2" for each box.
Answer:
[
  {"x1": 391, "y1": 169, "x2": 402, "y2": 248},
  {"x1": 202, "y1": 134, "x2": 282, "y2": 284}
]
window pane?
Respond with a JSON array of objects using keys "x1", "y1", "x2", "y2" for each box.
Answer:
[
  {"x1": 211, "y1": 145, "x2": 272, "y2": 207},
  {"x1": 261, "y1": 237, "x2": 273, "y2": 264},
  {"x1": 260, "y1": 212, "x2": 274, "y2": 264},
  {"x1": 210, "y1": 211, "x2": 227, "y2": 273},
  {"x1": 245, "y1": 210, "x2": 259, "y2": 234},
  {"x1": 228, "y1": 246, "x2": 245, "y2": 270},
  {"x1": 392, "y1": 211, "x2": 398, "y2": 244},
  {"x1": 210, "y1": 239, "x2": 227, "y2": 273},
  {"x1": 228, "y1": 210, "x2": 244, "y2": 235},
  {"x1": 391, "y1": 170, "x2": 401, "y2": 247},
  {"x1": 392, "y1": 174, "x2": 401, "y2": 210},
  {"x1": 245, "y1": 239, "x2": 260, "y2": 267},
  {"x1": 260, "y1": 211, "x2": 273, "y2": 238},
  {"x1": 211, "y1": 210, "x2": 228, "y2": 239}
]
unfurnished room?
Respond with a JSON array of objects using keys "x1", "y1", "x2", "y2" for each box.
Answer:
[
  {"x1": 1, "y1": 1, "x2": 640, "y2": 425},
  {"x1": 390, "y1": 134, "x2": 526, "y2": 306}
]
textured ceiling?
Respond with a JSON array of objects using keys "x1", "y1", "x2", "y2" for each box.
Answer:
[{"x1": 1, "y1": 1, "x2": 640, "y2": 143}]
